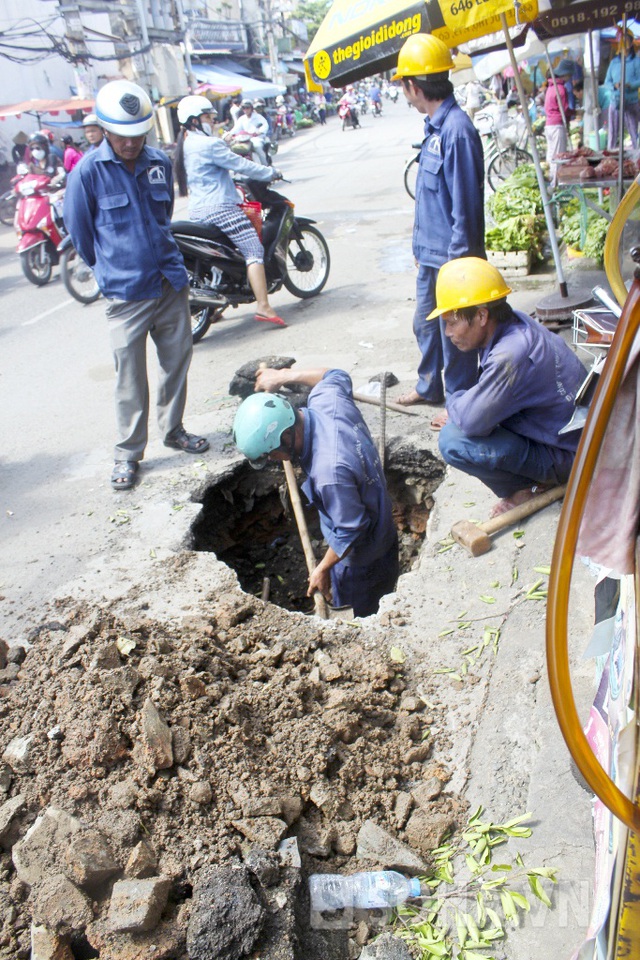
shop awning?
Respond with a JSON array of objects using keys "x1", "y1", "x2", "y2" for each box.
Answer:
[
  {"x1": 194, "y1": 65, "x2": 285, "y2": 99},
  {"x1": 0, "y1": 97, "x2": 94, "y2": 120}
]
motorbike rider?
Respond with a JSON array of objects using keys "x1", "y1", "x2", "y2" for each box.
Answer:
[
  {"x1": 82, "y1": 113, "x2": 104, "y2": 150},
  {"x1": 174, "y1": 95, "x2": 286, "y2": 327},
  {"x1": 228, "y1": 98, "x2": 270, "y2": 165},
  {"x1": 25, "y1": 132, "x2": 65, "y2": 182},
  {"x1": 39, "y1": 128, "x2": 64, "y2": 165},
  {"x1": 369, "y1": 81, "x2": 382, "y2": 114},
  {"x1": 252, "y1": 97, "x2": 273, "y2": 135},
  {"x1": 338, "y1": 86, "x2": 359, "y2": 126}
]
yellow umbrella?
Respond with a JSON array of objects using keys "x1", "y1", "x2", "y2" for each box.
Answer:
[{"x1": 304, "y1": 0, "x2": 538, "y2": 90}]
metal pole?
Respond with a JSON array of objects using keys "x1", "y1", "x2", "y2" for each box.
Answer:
[
  {"x1": 588, "y1": 31, "x2": 600, "y2": 150},
  {"x1": 500, "y1": 13, "x2": 568, "y2": 296},
  {"x1": 544, "y1": 44, "x2": 570, "y2": 140},
  {"x1": 175, "y1": 0, "x2": 196, "y2": 90},
  {"x1": 618, "y1": 16, "x2": 628, "y2": 200}
]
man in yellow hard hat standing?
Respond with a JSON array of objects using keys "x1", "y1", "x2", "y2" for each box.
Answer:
[
  {"x1": 430, "y1": 258, "x2": 585, "y2": 517},
  {"x1": 394, "y1": 34, "x2": 485, "y2": 422}
]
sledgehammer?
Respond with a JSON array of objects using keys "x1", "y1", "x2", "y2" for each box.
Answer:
[{"x1": 451, "y1": 485, "x2": 567, "y2": 557}]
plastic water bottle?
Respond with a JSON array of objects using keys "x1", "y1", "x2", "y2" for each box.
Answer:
[{"x1": 309, "y1": 871, "x2": 421, "y2": 911}]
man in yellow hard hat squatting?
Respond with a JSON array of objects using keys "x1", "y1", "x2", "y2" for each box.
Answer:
[
  {"x1": 433, "y1": 259, "x2": 586, "y2": 517},
  {"x1": 393, "y1": 34, "x2": 485, "y2": 425}
]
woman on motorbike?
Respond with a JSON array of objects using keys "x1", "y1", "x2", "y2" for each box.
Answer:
[
  {"x1": 174, "y1": 95, "x2": 286, "y2": 327},
  {"x1": 25, "y1": 133, "x2": 65, "y2": 183}
]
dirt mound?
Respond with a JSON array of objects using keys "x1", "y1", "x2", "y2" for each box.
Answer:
[{"x1": 0, "y1": 595, "x2": 459, "y2": 958}]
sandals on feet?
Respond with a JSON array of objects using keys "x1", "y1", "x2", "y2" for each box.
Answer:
[
  {"x1": 111, "y1": 460, "x2": 138, "y2": 491},
  {"x1": 255, "y1": 313, "x2": 287, "y2": 327},
  {"x1": 164, "y1": 428, "x2": 210, "y2": 454}
]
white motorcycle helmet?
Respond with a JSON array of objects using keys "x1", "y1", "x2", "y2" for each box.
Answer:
[
  {"x1": 275, "y1": 95, "x2": 285, "y2": 106},
  {"x1": 95, "y1": 80, "x2": 154, "y2": 137},
  {"x1": 177, "y1": 95, "x2": 216, "y2": 127},
  {"x1": 82, "y1": 113, "x2": 101, "y2": 128}
]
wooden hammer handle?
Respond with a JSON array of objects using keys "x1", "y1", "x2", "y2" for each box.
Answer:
[
  {"x1": 283, "y1": 460, "x2": 328, "y2": 619},
  {"x1": 479, "y1": 485, "x2": 567, "y2": 536}
]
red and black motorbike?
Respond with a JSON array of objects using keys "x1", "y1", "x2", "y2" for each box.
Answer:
[
  {"x1": 338, "y1": 101, "x2": 360, "y2": 131},
  {"x1": 14, "y1": 172, "x2": 66, "y2": 286}
]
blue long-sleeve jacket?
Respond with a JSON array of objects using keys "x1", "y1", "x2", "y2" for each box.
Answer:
[
  {"x1": 63, "y1": 139, "x2": 187, "y2": 301},
  {"x1": 605, "y1": 54, "x2": 640, "y2": 108},
  {"x1": 413, "y1": 96, "x2": 485, "y2": 268},
  {"x1": 447, "y1": 309, "x2": 585, "y2": 452}
]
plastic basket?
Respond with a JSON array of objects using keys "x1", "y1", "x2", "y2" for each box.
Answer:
[{"x1": 241, "y1": 200, "x2": 263, "y2": 239}]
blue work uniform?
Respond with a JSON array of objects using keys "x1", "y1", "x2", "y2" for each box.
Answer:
[
  {"x1": 63, "y1": 139, "x2": 193, "y2": 463},
  {"x1": 413, "y1": 96, "x2": 485, "y2": 402},
  {"x1": 63, "y1": 138, "x2": 187, "y2": 300},
  {"x1": 439, "y1": 309, "x2": 585, "y2": 498},
  {"x1": 300, "y1": 369, "x2": 398, "y2": 617}
]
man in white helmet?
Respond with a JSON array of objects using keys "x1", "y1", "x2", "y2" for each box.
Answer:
[
  {"x1": 229, "y1": 98, "x2": 270, "y2": 164},
  {"x1": 64, "y1": 79, "x2": 208, "y2": 491},
  {"x1": 82, "y1": 113, "x2": 104, "y2": 151}
]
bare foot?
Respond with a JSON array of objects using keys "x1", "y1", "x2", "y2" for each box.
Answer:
[
  {"x1": 430, "y1": 411, "x2": 449, "y2": 431},
  {"x1": 489, "y1": 486, "x2": 548, "y2": 519},
  {"x1": 396, "y1": 389, "x2": 437, "y2": 407}
]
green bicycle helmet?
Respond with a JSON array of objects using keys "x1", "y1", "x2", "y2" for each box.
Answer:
[{"x1": 233, "y1": 394, "x2": 296, "y2": 466}]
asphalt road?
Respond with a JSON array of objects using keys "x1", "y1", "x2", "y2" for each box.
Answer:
[{"x1": 0, "y1": 99, "x2": 428, "y2": 641}]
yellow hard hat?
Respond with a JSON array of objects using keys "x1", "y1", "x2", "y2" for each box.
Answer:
[
  {"x1": 427, "y1": 258, "x2": 512, "y2": 320},
  {"x1": 391, "y1": 34, "x2": 453, "y2": 81}
]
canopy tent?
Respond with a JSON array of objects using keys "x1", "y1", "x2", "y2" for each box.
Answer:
[
  {"x1": 303, "y1": 0, "x2": 539, "y2": 90},
  {"x1": 472, "y1": 30, "x2": 584, "y2": 81},
  {"x1": 191, "y1": 82, "x2": 242, "y2": 99},
  {"x1": 0, "y1": 97, "x2": 94, "y2": 121},
  {"x1": 193, "y1": 65, "x2": 285, "y2": 99}
]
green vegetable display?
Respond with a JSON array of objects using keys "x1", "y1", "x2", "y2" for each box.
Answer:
[{"x1": 485, "y1": 165, "x2": 546, "y2": 260}]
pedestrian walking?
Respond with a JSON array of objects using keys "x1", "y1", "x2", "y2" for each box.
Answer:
[
  {"x1": 393, "y1": 34, "x2": 485, "y2": 426},
  {"x1": 63, "y1": 80, "x2": 208, "y2": 491}
]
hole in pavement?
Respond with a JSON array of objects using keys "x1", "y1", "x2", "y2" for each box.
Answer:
[
  {"x1": 70, "y1": 932, "x2": 100, "y2": 959},
  {"x1": 190, "y1": 439, "x2": 445, "y2": 614}
]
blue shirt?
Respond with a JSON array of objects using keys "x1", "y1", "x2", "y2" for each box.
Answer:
[
  {"x1": 447, "y1": 309, "x2": 585, "y2": 452},
  {"x1": 63, "y1": 139, "x2": 187, "y2": 301},
  {"x1": 413, "y1": 96, "x2": 485, "y2": 268},
  {"x1": 183, "y1": 130, "x2": 274, "y2": 216},
  {"x1": 300, "y1": 370, "x2": 396, "y2": 567},
  {"x1": 604, "y1": 54, "x2": 640, "y2": 108}
]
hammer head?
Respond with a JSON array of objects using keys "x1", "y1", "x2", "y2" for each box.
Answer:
[{"x1": 451, "y1": 519, "x2": 492, "y2": 557}]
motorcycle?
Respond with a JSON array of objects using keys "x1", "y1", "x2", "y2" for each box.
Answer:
[
  {"x1": 0, "y1": 186, "x2": 17, "y2": 226},
  {"x1": 57, "y1": 235, "x2": 101, "y2": 305},
  {"x1": 357, "y1": 94, "x2": 368, "y2": 115},
  {"x1": 274, "y1": 111, "x2": 296, "y2": 140},
  {"x1": 370, "y1": 98, "x2": 382, "y2": 117},
  {"x1": 338, "y1": 102, "x2": 360, "y2": 131},
  {"x1": 171, "y1": 177, "x2": 331, "y2": 344},
  {"x1": 226, "y1": 132, "x2": 277, "y2": 166},
  {"x1": 14, "y1": 172, "x2": 65, "y2": 285}
]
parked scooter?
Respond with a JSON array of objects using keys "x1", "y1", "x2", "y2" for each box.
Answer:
[
  {"x1": 171, "y1": 177, "x2": 331, "y2": 343},
  {"x1": 14, "y1": 172, "x2": 65, "y2": 285}
]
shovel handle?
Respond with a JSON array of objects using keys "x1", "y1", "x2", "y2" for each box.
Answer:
[{"x1": 283, "y1": 460, "x2": 328, "y2": 619}]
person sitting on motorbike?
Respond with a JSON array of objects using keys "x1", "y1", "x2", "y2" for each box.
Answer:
[
  {"x1": 62, "y1": 135, "x2": 83, "y2": 173},
  {"x1": 228, "y1": 98, "x2": 270, "y2": 165},
  {"x1": 82, "y1": 113, "x2": 104, "y2": 151},
  {"x1": 369, "y1": 81, "x2": 382, "y2": 113},
  {"x1": 252, "y1": 97, "x2": 273, "y2": 135},
  {"x1": 338, "y1": 86, "x2": 359, "y2": 126},
  {"x1": 174, "y1": 95, "x2": 286, "y2": 327},
  {"x1": 39, "y1": 128, "x2": 64, "y2": 165},
  {"x1": 26, "y1": 133, "x2": 65, "y2": 183}
]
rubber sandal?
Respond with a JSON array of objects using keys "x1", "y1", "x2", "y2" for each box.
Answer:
[
  {"x1": 255, "y1": 313, "x2": 287, "y2": 327},
  {"x1": 164, "y1": 428, "x2": 210, "y2": 454},
  {"x1": 111, "y1": 460, "x2": 138, "y2": 491}
]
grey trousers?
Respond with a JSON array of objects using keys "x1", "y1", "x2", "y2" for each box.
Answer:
[{"x1": 105, "y1": 281, "x2": 193, "y2": 462}]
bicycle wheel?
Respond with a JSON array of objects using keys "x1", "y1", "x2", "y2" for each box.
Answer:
[
  {"x1": 487, "y1": 147, "x2": 532, "y2": 192},
  {"x1": 404, "y1": 155, "x2": 419, "y2": 200}
]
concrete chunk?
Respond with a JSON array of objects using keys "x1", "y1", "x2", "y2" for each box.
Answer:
[
  {"x1": 31, "y1": 874, "x2": 93, "y2": 934},
  {"x1": 31, "y1": 924, "x2": 74, "y2": 960},
  {"x1": 2, "y1": 735, "x2": 34, "y2": 773},
  {"x1": 356, "y1": 820, "x2": 427, "y2": 874},
  {"x1": 125, "y1": 841, "x2": 158, "y2": 880},
  {"x1": 231, "y1": 816, "x2": 288, "y2": 849},
  {"x1": 107, "y1": 877, "x2": 171, "y2": 933},
  {"x1": 0, "y1": 793, "x2": 25, "y2": 845},
  {"x1": 141, "y1": 699, "x2": 173, "y2": 771}
]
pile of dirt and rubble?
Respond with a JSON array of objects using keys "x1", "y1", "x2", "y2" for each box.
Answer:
[{"x1": 0, "y1": 587, "x2": 462, "y2": 960}]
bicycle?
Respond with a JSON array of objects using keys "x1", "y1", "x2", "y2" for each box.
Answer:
[
  {"x1": 477, "y1": 110, "x2": 533, "y2": 192},
  {"x1": 403, "y1": 142, "x2": 422, "y2": 199}
]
